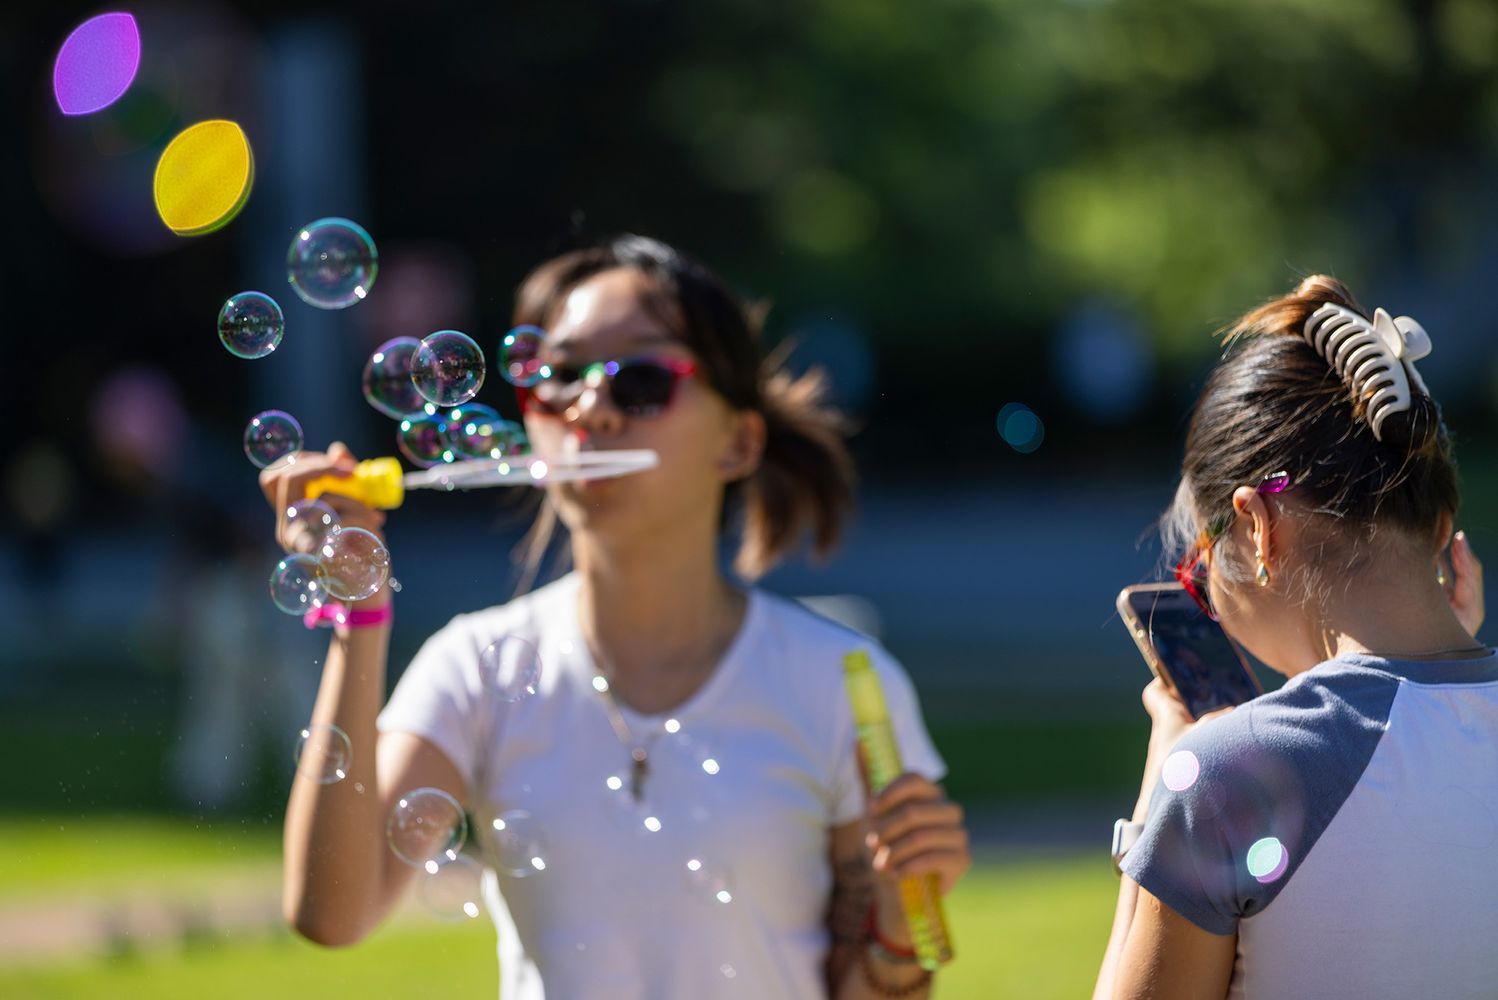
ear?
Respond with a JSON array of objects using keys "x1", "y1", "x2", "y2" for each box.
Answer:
[
  {"x1": 718, "y1": 408, "x2": 766, "y2": 483},
  {"x1": 1435, "y1": 510, "x2": 1455, "y2": 553},
  {"x1": 1232, "y1": 486, "x2": 1275, "y2": 569}
]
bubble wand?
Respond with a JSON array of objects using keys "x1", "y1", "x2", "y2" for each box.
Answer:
[
  {"x1": 843, "y1": 649, "x2": 954, "y2": 971},
  {"x1": 301, "y1": 450, "x2": 659, "y2": 510}
]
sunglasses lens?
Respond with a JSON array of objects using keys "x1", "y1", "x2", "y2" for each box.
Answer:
[{"x1": 611, "y1": 362, "x2": 678, "y2": 414}]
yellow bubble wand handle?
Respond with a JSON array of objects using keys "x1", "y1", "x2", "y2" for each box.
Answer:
[
  {"x1": 303, "y1": 457, "x2": 405, "y2": 510},
  {"x1": 842, "y1": 649, "x2": 954, "y2": 971}
]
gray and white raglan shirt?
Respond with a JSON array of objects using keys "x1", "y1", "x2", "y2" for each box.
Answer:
[{"x1": 1121, "y1": 653, "x2": 1498, "y2": 999}]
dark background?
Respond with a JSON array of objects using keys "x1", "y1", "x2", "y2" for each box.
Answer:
[{"x1": 3, "y1": 0, "x2": 1498, "y2": 826}]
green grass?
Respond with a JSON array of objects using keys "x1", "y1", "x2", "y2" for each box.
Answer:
[
  {"x1": 0, "y1": 816, "x2": 279, "y2": 898},
  {"x1": 0, "y1": 813, "x2": 1115, "y2": 999},
  {"x1": 0, "y1": 923, "x2": 498, "y2": 999}
]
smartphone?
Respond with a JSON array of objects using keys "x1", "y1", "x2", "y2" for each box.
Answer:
[{"x1": 1116, "y1": 583, "x2": 1264, "y2": 719}]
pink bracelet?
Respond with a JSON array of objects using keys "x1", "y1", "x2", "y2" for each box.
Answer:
[{"x1": 303, "y1": 602, "x2": 393, "y2": 630}]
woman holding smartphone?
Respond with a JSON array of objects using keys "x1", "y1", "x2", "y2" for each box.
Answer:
[
  {"x1": 262, "y1": 235, "x2": 970, "y2": 999},
  {"x1": 1095, "y1": 275, "x2": 1495, "y2": 999}
]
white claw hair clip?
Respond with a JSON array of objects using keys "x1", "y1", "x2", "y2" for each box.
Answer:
[{"x1": 1302, "y1": 304, "x2": 1431, "y2": 441}]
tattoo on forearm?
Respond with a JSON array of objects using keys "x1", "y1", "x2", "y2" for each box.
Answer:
[{"x1": 828, "y1": 857, "x2": 876, "y2": 947}]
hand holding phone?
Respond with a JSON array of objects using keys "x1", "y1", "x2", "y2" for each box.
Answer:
[{"x1": 1116, "y1": 583, "x2": 1262, "y2": 720}]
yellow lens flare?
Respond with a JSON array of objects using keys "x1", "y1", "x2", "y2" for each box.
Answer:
[{"x1": 153, "y1": 119, "x2": 254, "y2": 236}]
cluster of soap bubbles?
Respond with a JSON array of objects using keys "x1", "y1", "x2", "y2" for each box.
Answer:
[
  {"x1": 268, "y1": 526, "x2": 391, "y2": 614},
  {"x1": 359, "y1": 323, "x2": 550, "y2": 469}
]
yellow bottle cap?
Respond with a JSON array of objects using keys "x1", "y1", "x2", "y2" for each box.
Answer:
[{"x1": 842, "y1": 650, "x2": 889, "y2": 725}]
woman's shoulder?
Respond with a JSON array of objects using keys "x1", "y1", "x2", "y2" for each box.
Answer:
[
  {"x1": 419, "y1": 573, "x2": 579, "y2": 652},
  {"x1": 747, "y1": 588, "x2": 916, "y2": 694},
  {"x1": 1172, "y1": 660, "x2": 1404, "y2": 801}
]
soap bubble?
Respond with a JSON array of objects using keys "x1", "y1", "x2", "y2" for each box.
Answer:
[
  {"x1": 269, "y1": 553, "x2": 328, "y2": 614},
  {"x1": 1162, "y1": 750, "x2": 1201, "y2": 793},
  {"x1": 397, "y1": 411, "x2": 452, "y2": 468},
  {"x1": 443, "y1": 404, "x2": 526, "y2": 460},
  {"x1": 293, "y1": 724, "x2": 350, "y2": 784},
  {"x1": 485, "y1": 810, "x2": 549, "y2": 877},
  {"x1": 283, "y1": 498, "x2": 341, "y2": 553},
  {"x1": 478, "y1": 636, "x2": 542, "y2": 703},
  {"x1": 218, "y1": 291, "x2": 284, "y2": 359},
  {"x1": 500, "y1": 326, "x2": 549, "y2": 387},
  {"x1": 317, "y1": 527, "x2": 391, "y2": 601},
  {"x1": 418, "y1": 853, "x2": 484, "y2": 920},
  {"x1": 683, "y1": 855, "x2": 735, "y2": 906},
  {"x1": 244, "y1": 410, "x2": 303, "y2": 469},
  {"x1": 997, "y1": 402, "x2": 1045, "y2": 454},
  {"x1": 1247, "y1": 836, "x2": 1289, "y2": 884},
  {"x1": 387, "y1": 788, "x2": 467, "y2": 870},
  {"x1": 53, "y1": 12, "x2": 141, "y2": 116},
  {"x1": 412, "y1": 330, "x2": 485, "y2": 406},
  {"x1": 286, "y1": 218, "x2": 378, "y2": 309},
  {"x1": 362, "y1": 337, "x2": 425, "y2": 419},
  {"x1": 667, "y1": 727, "x2": 722, "y2": 778}
]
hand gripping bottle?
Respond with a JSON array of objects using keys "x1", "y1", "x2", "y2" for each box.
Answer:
[{"x1": 843, "y1": 649, "x2": 954, "y2": 970}]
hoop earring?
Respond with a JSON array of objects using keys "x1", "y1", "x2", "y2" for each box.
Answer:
[{"x1": 1255, "y1": 555, "x2": 1271, "y2": 587}]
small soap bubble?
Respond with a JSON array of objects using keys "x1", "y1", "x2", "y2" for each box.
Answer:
[
  {"x1": 317, "y1": 527, "x2": 391, "y2": 601},
  {"x1": 642, "y1": 815, "x2": 663, "y2": 834},
  {"x1": 269, "y1": 553, "x2": 327, "y2": 614},
  {"x1": 411, "y1": 330, "x2": 485, "y2": 406},
  {"x1": 418, "y1": 854, "x2": 484, "y2": 921},
  {"x1": 244, "y1": 410, "x2": 303, "y2": 469},
  {"x1": 1162, "y1": 750, "x2": 1201, "y2": 793},
  {"x1": 668, "y1": 727, "x2": 721, "y2": 778},
  {"x1": 478, "y1": 636, "x2": 542, "y2": 702},
  {"x1": 387, "y1": 787, "x2": 467, "y2": 869},
  {"x1": 486, "y1": 810, "x2": 549, "y2": 877},
  {"x1": 362, "y1": 337, "x2": 425, "y2": 419},
  {"x1": 286, "y1": 218, "x2": 378, "y2": 309},
  {"x1": 397, "y1": 412, "x2": 452, "y2": 468},
  {"x1": 218, "y1": 292, "x2": 285, "y2": 359},
  {"x1": 1247, "y1": 836, "x2": 1289, "y2": 883},
  {"x1": 499, "y1": 325, "x2": 549, "y2": 387},
  {"x1": 684, "y1": 855, "x2": 735, "y2": 905},
  {"x1": 997, "y1": 402, "x2": 1045, "y2": 454},
  {"x1": 721, "y1": 965, "x2": 737, "y2": 980},
  {"x1": 293, "y1": 723, "x2": 350, "y2": 784},
  {"x1": 443, "y1": 404, "x2": 526, "y2": 460},
  {"x1": 284, "y1": 498, "x2": 341, "y2": 553}
]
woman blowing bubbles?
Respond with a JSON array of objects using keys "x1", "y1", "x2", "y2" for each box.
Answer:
[
  {"x1": 261, "y1": 235, "x2": 970, "y2": 999},
  {"x1": 1095, "y1": 276, "x2": 1495, "y2": 999}
]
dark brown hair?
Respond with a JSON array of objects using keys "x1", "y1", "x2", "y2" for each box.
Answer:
[
  {"x1": 512, "y1": 234, "x2": 855, "y2": 582},
  {"x1": 1166, "y1": 274, "x2": 1458, "y2": 591}
]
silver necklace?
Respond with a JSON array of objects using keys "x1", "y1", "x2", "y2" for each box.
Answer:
[{"x1": 590, "y1": 672, "x2": 661, "y2": 802}]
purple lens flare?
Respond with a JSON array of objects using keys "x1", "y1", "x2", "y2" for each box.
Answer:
[{"x1": 53, "y1": 13, "x2": 142, "y2": 116}]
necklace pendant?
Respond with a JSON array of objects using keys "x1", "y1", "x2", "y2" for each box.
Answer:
[{"x1": 630, "y1": 755, "x2": 649, "y2": 802}]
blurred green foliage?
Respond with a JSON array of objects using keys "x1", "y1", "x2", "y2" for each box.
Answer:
[{"x1": 642, "y1": 0, "x2": 1498, "y2": 365}]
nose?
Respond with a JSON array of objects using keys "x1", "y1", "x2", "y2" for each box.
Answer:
[{"x1": 564, "y1": 383, "x2": 625, "y2": 439}]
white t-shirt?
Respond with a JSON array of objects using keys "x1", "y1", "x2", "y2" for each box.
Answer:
[{"x1": 378, "y1": 572, "x2": 944, "y2": 1000}]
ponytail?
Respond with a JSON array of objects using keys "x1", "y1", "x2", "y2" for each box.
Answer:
[{"x1": 732, "y1": 365, "x2": 855, "y2": 580}]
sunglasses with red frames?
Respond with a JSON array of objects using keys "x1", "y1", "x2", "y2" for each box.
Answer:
[
  {"x1": 1174, "y1": 471, "x2": 1291, "y2": 620},
  {"x1": 517, "y1": 356, "x2": 699, "y2": 418}
]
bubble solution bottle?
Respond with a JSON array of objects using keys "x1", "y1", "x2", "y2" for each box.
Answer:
[{"x1": 842, "y1": 649, "x2": 954, "y2": 971}]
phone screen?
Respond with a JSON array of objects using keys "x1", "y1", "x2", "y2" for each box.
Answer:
[{"x1": 1128, "y1": 589, "x2": 1260, "y2": 717}]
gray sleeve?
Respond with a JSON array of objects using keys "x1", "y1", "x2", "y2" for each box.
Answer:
[{"x1": 1120, "y1": 668, "x2": 1399, "y2": 935}]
